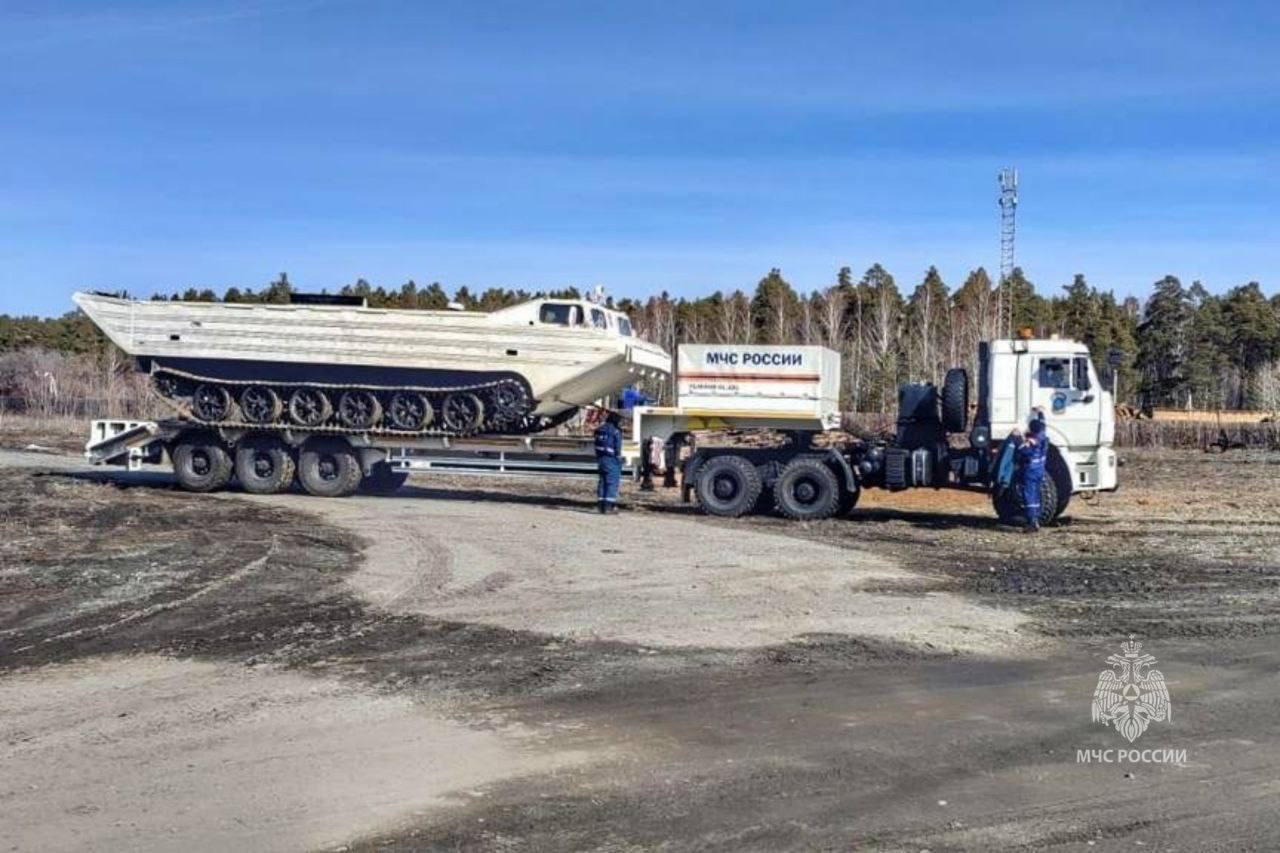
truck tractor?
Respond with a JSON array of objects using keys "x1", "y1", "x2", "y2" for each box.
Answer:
[{"x1": 634, "y1": 335, "x2": 1118, "y2": 525}]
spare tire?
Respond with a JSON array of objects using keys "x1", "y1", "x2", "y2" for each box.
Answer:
[
  {"x1": 942, "y1": 368, "x2": 969, "y2": 433},
  {"x1": 694, "y1": 454, "x2": 762, "y2": 518}
]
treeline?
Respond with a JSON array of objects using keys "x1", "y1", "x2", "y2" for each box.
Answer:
[{"x1": 3, "y1": 267, "x2": 1279, "y2": 411}]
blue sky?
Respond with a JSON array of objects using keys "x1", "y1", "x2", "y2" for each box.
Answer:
[{"x1": 2, "y1": 1, "x2": 1278, "y2": 316}]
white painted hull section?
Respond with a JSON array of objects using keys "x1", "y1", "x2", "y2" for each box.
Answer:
[{"x1": 73, "y1": 293, "x2": 670, "y2": 416}]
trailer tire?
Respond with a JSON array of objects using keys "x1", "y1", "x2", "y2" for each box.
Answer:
[
  {"x1": 297, "y1": 439, "x2": 363, "y2": 498},
  {"x1": 775, "y1": 458, "x2": 841, "y2": 521},
  {"x1": 992, "y1": 475, "x2": 1059, "y2": 528},
  {"x1": 234, "y1": 437, "x2": 296, "y2": 494},
  {"x1": 172, "y1": 437, "x2": 234, "y2": 492},
  {"x1": 361, "y1": 462, "x2": 409, "y2": 494},
  {"x1": 694, "y1": 454, "x2": 761, "y2": 518},
  {"x1": 1048, "y1": 449, "x2": 1073, "y2": 518},
  {"x1": 942, "y1": 368, "x2": 969, "y2": 433}
]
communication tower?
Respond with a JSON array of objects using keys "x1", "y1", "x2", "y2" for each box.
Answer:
[{"x1": 997, "y1": 168, "x2": 1018, "y2": 337}]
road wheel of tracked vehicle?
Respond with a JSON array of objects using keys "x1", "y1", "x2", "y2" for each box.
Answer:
[
  {"x1": 288, "y1": 387, "x2": 332, "y2": 427},
  {"x1": 387, "y1": 391, "x2": 433, "y2": 431},
  {"x1": 942, "y1": 368, "x2": 969, "y2": 434},
  {"x1": 297, "y1": 438, "x2": 362, "y2": 497},
  {"x1": 152, "y1": 371, "x2": 183, "y2": 400},
  {"x1": 337, "y1": 389, "x2": 382, "y2": 430},
  {"x1": 488, "y1": 380, "x2": 530, "y2": 428},
  {"x1": 441, "y1": 391, "x2": 485, "y2": 433},
  {"x1": 992, "y1": 475, "x2": 1059, "y2": 528},
  {"x1": 694, "y1": 454, "x2": 762, "y2": 518},
  {"x1": 234, "y1": 437, "x2": 296, "y2": 494},
  {"x1": 775, "y1": 457, "x2": 841, "y2": 521},
  {"x1": 191, "y1": 383, "x2": 232, "y2": 422},
  {"x1": 172, "y1": 436, "x2": 233, "y2": 492},
  {"x1": 360, "y1": 461, "x2": 409, "y2": 494},
  {"x1": 1048, "y1": 449, "x2": 1073, "y2": 518},
  {"x1": 239, "y1": 385, "x2": 282, "y2": 424}
]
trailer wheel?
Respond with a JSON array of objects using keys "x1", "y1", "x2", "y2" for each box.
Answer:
[
  {"x1": 992, "y1": 476, "x2": 1059, "y2": 528},
  {"x1": 775, "y1": 458, "x2": 841, "y2": 521},
  {"x1": 297, "y1": 439, "x2": 363, "y2": 498},
  {"x1": 1047, "y1": 450, "x2": 1072, "y2": 518},
  {"x1": 942, "y1": 368, "x2": 969, "y2": 433},
  {"x1": 694, "y1": 454, "x2": 761, "y2": 518},
  {"x1": 234, "y1": 437, "x2": 296, "y2": 494},
  {"x1": 361, "y1": 461, "x2": 409, "y2": 494},
  {"x1": 172, "y1": 437, "x2": 233, "y2": 492}
]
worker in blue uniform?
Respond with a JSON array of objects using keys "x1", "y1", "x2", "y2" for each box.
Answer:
[
  {"x1": 1015, "y1": 409, "x2": 1049, "y2": 531},
  {"x1": 593, "y1": 410, "x2": 624, "y2": 514}
]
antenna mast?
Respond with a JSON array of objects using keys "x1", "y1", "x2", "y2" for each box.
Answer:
[{"x1": 997, "y1": 167, "x2": 1018, "y2": 337}]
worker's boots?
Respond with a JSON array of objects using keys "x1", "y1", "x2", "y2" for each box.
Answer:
[{"x1": 598, "y1": 501, "x2": 609, "y2": 514}]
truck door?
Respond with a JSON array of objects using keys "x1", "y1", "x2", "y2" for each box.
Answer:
[{"x1": 1030, "y1": 354, "x2": 1102, "y2": 449}]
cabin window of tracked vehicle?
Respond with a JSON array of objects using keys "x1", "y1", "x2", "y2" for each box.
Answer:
[
  {"x1": 539, "y1": 303, "x2": 583, "y2": 326},
  {"x1": 1037, "y1": 358, "x2": 1070, "y2": 389},
  {"x1": 618, "y1": 317, "x2": 632, "y2": 336},
  {"x1": 590, "y1": 308, "x2": 608, "y2": 329}
]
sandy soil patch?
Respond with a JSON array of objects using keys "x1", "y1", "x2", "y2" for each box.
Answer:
[
  {"x1": 0, "y1": 655, "x2": 586, "y2": 853},
  {"x1": 302, "y1": 490, "x2": 1034, "y2": 655}
]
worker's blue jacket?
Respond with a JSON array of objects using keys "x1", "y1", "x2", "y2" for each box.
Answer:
[{"x1": 593, "y1": 422, "x2": 623, "y2": 459}]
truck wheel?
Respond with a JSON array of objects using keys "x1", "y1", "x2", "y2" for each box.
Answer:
[
  {"x1": 234, "y1": 438, "x2": 296, "y2": 494},
  {"x1": 837, "y1": 481, "x2": 861, "y2": 516},
  {"x1": 992, "y1": 476, "x2": 1059, "y2": 528},
  {"x1": 361, "y1": 462, "x2": 409, "y2": 494},
  {"x1": 297, "y1": 439, "x2": 363, "y2": 498},
  {"x1": 942, "y1": 368, "x2": 969, "y2": 433},
  {"x1": 172, "y1": 437, "x2": 234, "y2": 492},
  {"x1": 775, "y1": 458, "x2": 841, "y2": 521},
  {"x1": 1047, "y1": 450, "x2": 1073, "y2": 518},
  {"x1": 694, "y1": 455, "x2": 762, "y2": 518}
]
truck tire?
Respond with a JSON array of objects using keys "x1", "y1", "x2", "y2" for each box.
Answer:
[
  {"x1": 234, "y1": 437, "x2": 296, "y2": 494},
  {"x1": 172, "y1": 437, "x2": 234, "y2": 492},
  {"x1": 942, "y1": 368, "x2": 969, "y2": 434},
  {"x1": 992, "y1": 476, "x2": 1059, "y2": 528},
  {"x1": 694, "y1": 454, "x2": 762, "y2": 518},
  {"x1": 1047, "y1": 449, "x2": 1073, "y2": 518},
  {"x1": 775, "y1": 458, "x2": 841, "y2": 521},
  {"x1": 297, "y1": 439, "x2": 363, "y2": 498},
  {"x1": 837, "y1": 481, "x2": 861, "y2": 516},
  {"x1": 361, "y1": 462, "x2": 409, "y2": 494}
]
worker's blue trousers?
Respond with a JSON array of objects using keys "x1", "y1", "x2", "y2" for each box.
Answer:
[
  {"x1": 1021, "y1": 472, "x2": 1044, "y2": 528},
  {"x1": 597, "y1": 457, "x2": 621, "y2": 503}
]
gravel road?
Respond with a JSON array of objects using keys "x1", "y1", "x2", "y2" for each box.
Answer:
[{"x1": 2, "y1": 448, "x2": 1279, "y2": 851}]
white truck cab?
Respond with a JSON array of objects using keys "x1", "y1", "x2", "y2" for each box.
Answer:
[{"x1": 980, "y1": 337, "x2": 1118, "y2": 494}]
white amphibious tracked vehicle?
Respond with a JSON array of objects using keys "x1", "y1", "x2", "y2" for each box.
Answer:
[{"x1": 74, "y1": 291, "x2": 670, "y2": 436}]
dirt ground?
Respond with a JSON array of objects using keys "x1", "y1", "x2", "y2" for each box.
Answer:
[{"x1": 2, "y1": 446, "x2": 1279, "y2": 851}]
